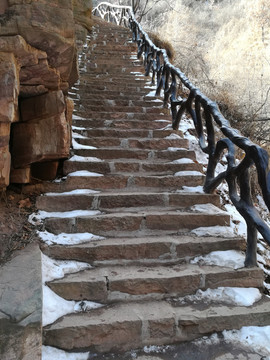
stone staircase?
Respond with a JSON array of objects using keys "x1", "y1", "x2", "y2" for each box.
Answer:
[{"x1": 38, "y1": 18, "x2": 270, "y2": 356}]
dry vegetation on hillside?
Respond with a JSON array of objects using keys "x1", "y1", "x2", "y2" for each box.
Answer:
[
  {"x1": 134, "y1": 0, "x2": 269, "y2": 142},
  {"x1": 100, "y1": 0, "x2": 270, "y2": 144}
]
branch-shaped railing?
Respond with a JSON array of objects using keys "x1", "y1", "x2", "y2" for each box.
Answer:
[{"x1": 93, "y1": 2, "x2": 270, "y2": 268}]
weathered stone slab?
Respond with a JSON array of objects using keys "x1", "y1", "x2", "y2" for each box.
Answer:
[
  {"x1": 20, "y1": 90, "x2": 65, "y2": 122},
  {"x1": 0, "y1": 52, "x2": 19, "y2": 122},
  {"x1": 10, "y1": 166, "x2": 31, "y2": 183},
  {"x1": 31, "y1": 161, "x2": 59, "y2": 181},
  {"x1": 11, "y1": 111, "x2": 70, "y2": 167},
  {"x1": 0, "y1": 145, "x2": 11, "y2": 189},
  {"x1": 0, "y1": 242, "x2": 42, "y2": 359}
]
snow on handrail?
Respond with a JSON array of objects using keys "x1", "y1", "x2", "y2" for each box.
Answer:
[{"x1": 93, "y1": 2, "x2": 270, "y2": 268}]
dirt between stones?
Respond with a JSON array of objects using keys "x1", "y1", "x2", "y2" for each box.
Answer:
[{"x1": 0, "y1": 185, "x2": 40, "y2": 265}]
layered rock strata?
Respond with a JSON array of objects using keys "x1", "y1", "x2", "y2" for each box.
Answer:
[{"x1": 0, "y1": 0, "x2": 92, "y2": 189}]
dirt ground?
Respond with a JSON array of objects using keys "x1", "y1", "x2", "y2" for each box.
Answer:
[{"x1": 0, "y1": 185, "x2": 40, "y2": 265}]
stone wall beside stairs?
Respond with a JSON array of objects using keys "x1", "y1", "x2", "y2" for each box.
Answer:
[{"x1": 0, "y1": 0, "x2": 92, "y2": 189}]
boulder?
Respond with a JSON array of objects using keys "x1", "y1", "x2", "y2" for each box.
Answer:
[
  {"x1": 0, "y1": 52, "x2": 19, "y2": 123},
  {"x1": 10, "y1": 166, "x2": 31, "y2": 183},
  {"x1": 20, "y1": 90, "x2": 65, "y2": 122},
  {"x1": 11, "y1": 91, "x2": 70, "y2": 168}
]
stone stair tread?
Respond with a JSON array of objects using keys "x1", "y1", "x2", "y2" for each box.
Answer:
[
  {"x1": 44, "y1": 210, "x2": 230, "y2": 237},
  {"x1": 43, "y1": 296, "x2": 270, "y2": 353},
  {"x1": 42, "y1": 234, "x2": 246, "y2": 264},
  {"x1": 63, "y1": 160, "x2": 202, "y2": 176},
  {"x1": 73, "y1": 148, "x2": 197, "y2": 161},
  {"x1": 37, "y1": 191, "x2": 220, "y2": 212},
  {"x1": 47, "y1": 264, "x2": 263, "y2": 302}
]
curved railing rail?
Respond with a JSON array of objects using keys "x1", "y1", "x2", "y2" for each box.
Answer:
[{"x1": 93, "y1": 2, "x2": 270, "y2": 268}]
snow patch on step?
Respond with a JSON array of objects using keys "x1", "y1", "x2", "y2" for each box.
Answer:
[
  {"x1": 223, "y1": 326, "x2": 270, "y2": 356},
  {"x1": 69, "y1": 155, "x2": 104, "y2": 162},
  {"x1": 176, "y1": 287, "x2": 262, "y2": 307},
  {"x1": 68, "y1": 170, "x2": 103, "y2": 177},
  {"x1": 72, "y1": 114, "x2": 86, "y2": 120},
  {"x1": 42, "y1": 346, "x2": 90, "y2": 360},
  {"x1": 72, "y1": 131, "x2": 88, "y2": 139},
  {"x1": 190, "y1": 203, "x2": 225, "y2": 214},
  {"x1": 72, "y1": 125, "x2": 87, "y2": 130},
  {"x1": 72, "y1": 138, "x2": 97, "y2": 150},
  {"x1": 167, "y1": 147, "x2": 187, "y2": 152},
  {"x1": 42, "y1": 254, "x2": 103, "y2": 326},
  {"x1": 191, "y1": 225, "x2": 235, "y2": 237},
  {"x1": 42, "y1": 253, "x2": 91, "y2": 282},
  {"x1": 171, "y1": 157, "x2": 194, "y2": 164},
  {"x1": 190, "y1": 250, "x2": 245, "y2": 269},
  {"x1": 174, "y1": 170, "x2": 203, "y2": 176},
  {"x1": 38, "y1": 230, "x2": 104, "y2": 246},
  {"x1": 165, "y1": 133, "x2": 182, "y2": 139},
  {"x1": 29, "y1": 209, "x2": 101, "y2": 225},
  {"x1": 45, "y1": 189, "x2": 100, "y2": 196},
  {"x1": 43, "y1": 286, "x2": 102, "y2": 326},
  {"x1": 176, "y1": 185, "x2": 204, "y2": 193}
]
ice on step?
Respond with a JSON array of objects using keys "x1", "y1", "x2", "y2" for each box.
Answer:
[
  {"x1": 68, "y1": 170, "x2": 103, "y2": 177},
  {"x1": 174, "y1": 170, "x2": 203, "y2": 176},
  {"x1": 42, "y1": 346, "x2": 90, "y2": 360},
  {"x1": 69, "y1": 155, "x2": 103, "y2": 162},
  {"x1": 191, "y1": 250, "x2": 245, "y2": 269},
  {"x1": 45, "y1": 189, "x2": 100, "y2": 196},
  {"x1": 191, "y1": 225, "x2": 235, "y2": 237},
  {"x1": 29, "y1": 209, "x2": 101, "y2": 225},
  {"x1": 178, "y1": 287, "x2": 261, "y2": 307},
  {"x1": 38, "y1": 231, "x2": 104, "y2": 246}
]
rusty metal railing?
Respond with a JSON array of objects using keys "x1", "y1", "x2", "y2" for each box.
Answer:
[{"x1": 92, "y1": 2, "x2": 270, "y2": 268}]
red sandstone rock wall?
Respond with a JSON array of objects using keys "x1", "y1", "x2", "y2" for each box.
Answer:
[{"x1": 0, "y1": 0, "x2": 92, "y2": 188}]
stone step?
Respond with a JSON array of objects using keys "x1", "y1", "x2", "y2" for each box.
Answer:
[
  {"x1": 37, "y1": 191, "x2": 218, "y2": 212},
  {"x1": 74, "y1": 111, "x2": 171, "y2": 121},
  {"x1": 44, "y1": 209, "x2": 230, "y2": 237},
  {"x1": 84, "y1": 65, "x2": 145, "y2": 74},
  {"x1": 81, "y1": 104, "x2": 167, "y2": 114},
  {"x1": 72, "y1": 118, "x2": 169, "y2": 129},
  {"x1": 74, "y1": 98, "x2": 163, "y2": 108},
  {"x1": 47, "y1": 264, "x2": 263, "y2": 303},
  {"x1": 73, "y1": 148, "x2": 196, "y2": 161},
  {"x1": 41, "y1": 234, "x2": 246, "y2": 265},
  {"x1": 73, "y1": 84, "x2": 152, "y2": 93},
  {"x1": 63, "y1": 159, "x2": 202, "y2": 176},
  {"x1": 61, "y1": 173, "x2": 204, "y2": 192},
  {"x1": 75, "y1": 137, "x2": 187, "y2": 150},
  {"x1": 43, "y1": 296, "x2": 270, "y2": 353},
  {"x1": 70, "y1": 93, "x2": 159, "y2": 103},
  {"x1": 73, "y1": 128, "x2": 176, "y2": 138}
]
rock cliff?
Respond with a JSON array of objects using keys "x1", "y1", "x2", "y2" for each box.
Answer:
[{"x1": 0, "y1": 0, "x2": 92, "y2": 189}]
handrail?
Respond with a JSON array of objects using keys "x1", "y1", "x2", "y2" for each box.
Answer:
[{"x1": 93, "y1": 2, "x2": 270, "y2": 268}]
